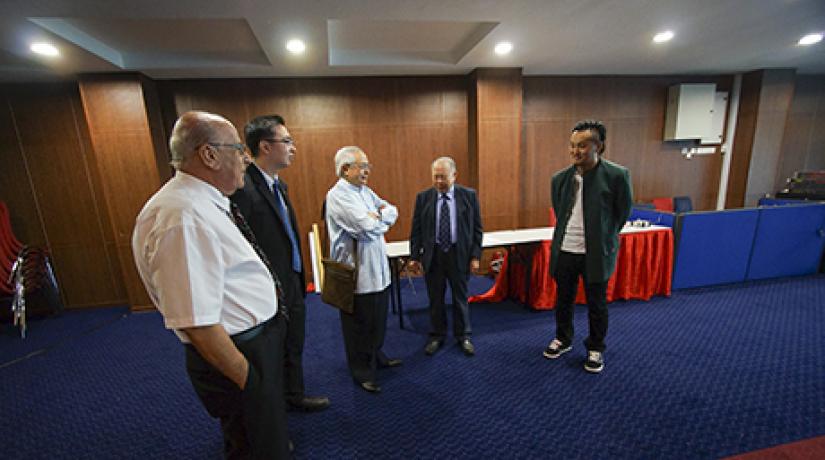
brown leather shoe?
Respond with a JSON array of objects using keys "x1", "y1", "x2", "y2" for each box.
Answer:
[{"x1": 360, "y1": 381, "x2": 381, "y2": 393}]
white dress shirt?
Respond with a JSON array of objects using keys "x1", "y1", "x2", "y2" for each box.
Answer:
[
  {"x1": 561, "y1": 172, "x2": 586, "y2": 254},
  {"x1": 325, "y1": 178, "x2": 398, "y2": 294},
  {"x1": 132, "y1": 171, "x2": 277, "y2": 342}
]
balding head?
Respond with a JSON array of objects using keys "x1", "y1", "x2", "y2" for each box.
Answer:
[
  {"x1": 168, "y1": 110, "x2": 250, "y2": 195},
  {"x1": 169, "y1": 111, "x2": 235, "y2": 170}
]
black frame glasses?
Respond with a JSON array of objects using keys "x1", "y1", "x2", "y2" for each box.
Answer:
[
  {"x1": 208, "y1": 142, "x2": 247, "y2": 155},
  {"x1": 262, "y1": 137, "x2": 295, "y2": 146}
]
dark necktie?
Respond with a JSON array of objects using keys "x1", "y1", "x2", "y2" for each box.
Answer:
[
  {"x1": 229, "y1": 202, "x2": 288, "y2": 320},
  {"x1": 438, "y1": 193, "x2": 451, "y2": 252},
  {"x1": 272, "y1": 179, "x2": 302, "y2": 273}
]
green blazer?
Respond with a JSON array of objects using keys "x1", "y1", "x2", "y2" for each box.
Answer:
[{"x1": 550, "y1": 158, "x2": 633, "y2": 284}]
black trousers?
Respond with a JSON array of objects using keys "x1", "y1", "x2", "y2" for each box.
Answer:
[
  {"x1": 282, "y1": 272, "x2": 306, "y2": 401},
  {"x1": 185, "y1": 316, "x2": 290, "y2": 459},
  {"x1": 340, "y1": 288, "x2": 390, "y2": 384},
  {"x1": 553, "y1": 251, "x2": 609, "y2": 352},
  {"x1": 425, "y1": 244, "x2": 472, "y2": 340}
]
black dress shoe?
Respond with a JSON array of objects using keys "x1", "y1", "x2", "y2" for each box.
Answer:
[
  {"x1": 360, "y1": 381, "x2": 381, "y2": 393},
  {"x1": 287, "y1": 396, "x2": 330, "y2": 412},
  {"x1": 459, "y1": 338, "x2": 475, "y2": 356},
  {"x1": 424, "y1": 339, "x2": 443, "y2": 356},
  {"x1": 380, "y1": 358, "x2": 403, "y2": 368}
]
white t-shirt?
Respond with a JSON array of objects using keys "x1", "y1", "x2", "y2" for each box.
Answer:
[
  {"x1": 132, "y1": 171, "x2": 277, "y2": 342},
  {"x1": 561, "y1": 173, "x2": 586, "y2": 254}
]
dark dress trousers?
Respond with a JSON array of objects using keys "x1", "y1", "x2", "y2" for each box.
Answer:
[
  {"x1": 549, "y1": 159, "x2": 632, "y2": 352},
  {"x1": 231, "y1": 165, "x2": 308, "y2": 401},
  {"x1": 185, "y1": 315, "x2": 290, "y2": 459},
  {"x1": 410, "y1": 185, "x2": 483, "y2": 339}
]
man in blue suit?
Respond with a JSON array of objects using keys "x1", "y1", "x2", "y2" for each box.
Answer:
[{"x1": 409, "y1": 157, "x2": 483, "y2": 356}]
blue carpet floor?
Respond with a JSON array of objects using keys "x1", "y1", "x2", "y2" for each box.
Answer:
[{"x1": 1, "y1": 274, "x2": 824, "y2": 459}]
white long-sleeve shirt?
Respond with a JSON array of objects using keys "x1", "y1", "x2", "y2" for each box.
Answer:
[{"x1": 325, "y1": 178, "x2": 398, "y2": 294}]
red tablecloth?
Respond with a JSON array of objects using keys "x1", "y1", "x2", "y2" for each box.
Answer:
[{"x1": 469, "y1": 228, "x2": 673, "y2": 309}]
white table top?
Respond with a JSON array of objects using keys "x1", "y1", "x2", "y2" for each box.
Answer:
[{"x1": 385, "y1": 225, "x2": 669, "y2": 258}]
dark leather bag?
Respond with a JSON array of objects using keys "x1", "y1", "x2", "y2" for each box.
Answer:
[{"x1": 320, "y1": 240, "x2": 357, "y2": 314}]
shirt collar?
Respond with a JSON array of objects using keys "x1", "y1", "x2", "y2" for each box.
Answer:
[
  {"x1": 176, "y1": 170, "x2": 231, "y2": 214},
  {"x1": 253, "y1": 162, "x2": 277, "y2": 190},
  {"x1": 438, "y1": 185, "x2": 455, "y2": 199},
  {"x1": 338, "y1": 177, "x2": 363, "y2": 192}
]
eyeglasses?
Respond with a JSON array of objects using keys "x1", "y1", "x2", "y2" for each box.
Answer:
[
  {"x1": 351, "y1": 162, "x2": 371, "y2": 170},
  {"x1": 208, "y1": 142, "x2": 247, "y2": 155},
  {"x1": 262, "y1": 137, "x2": 295, "y2": 146}
]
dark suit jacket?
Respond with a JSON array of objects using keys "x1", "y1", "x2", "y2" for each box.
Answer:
[
  {"x1": 230, "y1": 165, "x2": 306, "y2": 297},
  {"x1": 410, "y1": 184, "x2": 483, "y2": 274},
  {"x1": 550, "y1": 158, "x2": 633, "y2": 284}
]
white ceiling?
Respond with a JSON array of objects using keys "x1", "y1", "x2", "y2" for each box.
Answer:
[{"x1": 1, "y1": 0, "x2": 824, "y2": 82}]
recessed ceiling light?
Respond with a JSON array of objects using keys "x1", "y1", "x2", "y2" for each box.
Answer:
[
  {"x1": 30, "y1": 42, "x2": 59, "y2": 57},
  {"x1": 798, "y1": 33, "x2": 823, "y2": 46},
  {"x1": 653, "y1": 31, "x2": 674, "y2": 44},
  {"x1": 286, "y1": 39, "x2": 306, "y2": 54},
  {"x1": 494, "y1": 41, "x2": 513, "y2": 56}
]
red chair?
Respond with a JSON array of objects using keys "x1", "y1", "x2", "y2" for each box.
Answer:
[
  {"x1": 548, "y1": 207, "x2": 557, "y2": 227},
  {"x1": 652, "y1": 197, "x2": 674, "y2": 212}
]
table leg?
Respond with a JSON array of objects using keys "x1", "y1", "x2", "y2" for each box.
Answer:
[{"x1": 396, "y1": 258, "x2": 404, "y2": 329}]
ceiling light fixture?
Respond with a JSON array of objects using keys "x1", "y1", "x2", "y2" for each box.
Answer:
[
  {"x1": 494, "y1": 41, "x2": 513, "y2": 56},
  {"x1": 798, "y1": 33, "x2": 823, "y2": 46},
  {"x1": 286, "y1": 39, "x2": 306, "y2": 54},
  {"x1": 30, "y1": 42, "x2": 59, "y2": 57},
  {"x1": 653, "y1": 31, "x2": 674, "y2": 44}
]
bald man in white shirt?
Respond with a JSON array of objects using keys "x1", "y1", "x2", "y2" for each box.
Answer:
[{"x1": 132, "y1": 111, "x2": 290, "y2": 458}]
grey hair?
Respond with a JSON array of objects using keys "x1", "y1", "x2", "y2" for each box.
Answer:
[
  {"x1": 334, "y1": 146, "x2": 363, "y2": 177},
  {"x1": 431, "y1": 156, "x2": 456, "y2": 173},
  {"x1": 168, "y1": 111, "x2": 230, "y2": 169}
]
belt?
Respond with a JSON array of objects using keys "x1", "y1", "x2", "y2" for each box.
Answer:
[{"x1": 231, "y1": 316, "x2": 274, "y2": 343}]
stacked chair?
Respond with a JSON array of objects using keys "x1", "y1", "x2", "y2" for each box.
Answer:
[
  {"x1": 1, "y1": 201, "x2": 63, "y2": 338},
  {"x1": 777, "y1": 170, "x2": 825, "y2": 200}
]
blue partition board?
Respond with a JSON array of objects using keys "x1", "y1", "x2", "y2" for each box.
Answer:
[
  {"x1": 746, "y1": 204, "x2": 825, "y2": 280},
  {"x1": 629, "y1": 207, "x2": 675, "y2": 227},
  {"x1": 758, "y1": 198, "x2": 823, "y2": 206},
  {"x1": 673, "y1": 209, "x2": 759, "y2": 289}
]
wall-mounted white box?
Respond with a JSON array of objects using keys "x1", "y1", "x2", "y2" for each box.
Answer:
[
  {"x1": 700, "y1": 91, "x2": 729, "y2": 145},
  {"x1": 663, "y1": 84, "x2": 716, "y2": 141}
]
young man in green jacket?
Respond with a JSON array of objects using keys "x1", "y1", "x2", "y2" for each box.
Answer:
[{"x1": 543, "y1": 120, "x2": 633, "y2": 373}]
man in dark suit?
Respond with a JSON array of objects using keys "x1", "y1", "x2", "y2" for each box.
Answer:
[
  {"x1": 231, "y1": 115, "x2": 330, "y2": 411},
  {"x1": 542, "y1": 119, "x2": 632, "y2": 374},
  {"x1": 408, "y1": 157, "x2": 483, "y2": 356}
]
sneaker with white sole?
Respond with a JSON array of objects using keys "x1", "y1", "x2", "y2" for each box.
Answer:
[
  {"x1": 584, "y1": 350, "x2": 604, "y2": 373},
  {"x1": 542, "y1": 338, "x2": 572, "y2": 359}
]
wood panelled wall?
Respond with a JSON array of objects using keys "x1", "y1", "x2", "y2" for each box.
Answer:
[
  {"x1": 78, "y1": 74, "x2": 166, "y2": 310},
  {"x1": 5, "y1": 70, "x2": 820, "y2": 309},
  {"x1": 521, "y1": 75, "x2": 732, "y2": 225},
  {"x1": 0, "y1": 83, "x2": 127, "y2": 307},
  {"x1": 777, "y1": 74, "x2": 825, "y2": 187},
  {"x1": 471, "y1": 69, "x2": 523, "y2": 231},
  {"x1": 157, "y1": 77, "x2": 469, "y2": 270}
]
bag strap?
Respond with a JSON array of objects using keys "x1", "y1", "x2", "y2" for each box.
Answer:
[{"x1": 322, "y1": 196, "x2": 359, "y2": 279}]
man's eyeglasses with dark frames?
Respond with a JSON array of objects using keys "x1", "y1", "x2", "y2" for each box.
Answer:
[
  {"x1": 262, "y1": 138, "x2": 295, "y2": 146},
  {"x1": 208, "y1": 142, "x2": 247, "y2": 156}
]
